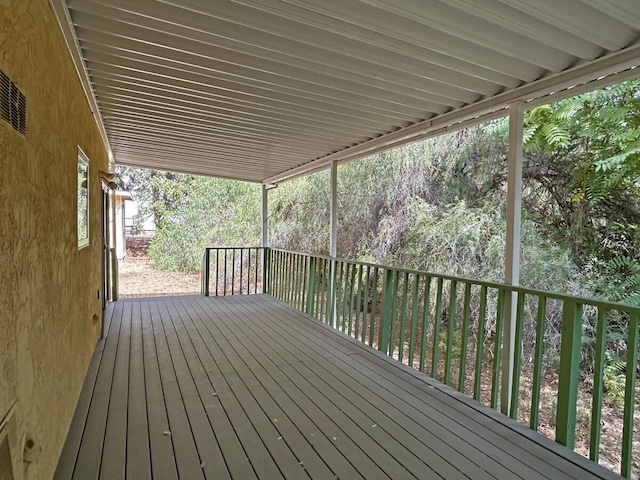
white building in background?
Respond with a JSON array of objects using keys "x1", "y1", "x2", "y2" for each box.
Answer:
[
  {"x1": 123, "y1": 198, "x2": 156, "y2": 237},
  {"x1": 110, "y1": 190, "x2": 132, "y2": 262}
]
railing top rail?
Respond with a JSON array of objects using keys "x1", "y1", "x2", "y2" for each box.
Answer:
[
  {"x1": 204, "y1": 246, "x2": 266, "y2": 250},
  {"x1": 268, "y1": 247, "x2": 640, "y2": 314}
]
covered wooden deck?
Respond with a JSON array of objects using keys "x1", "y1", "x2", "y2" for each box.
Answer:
[{"x1": 54, "y1": 294, "x2": 619, "y2": 480}]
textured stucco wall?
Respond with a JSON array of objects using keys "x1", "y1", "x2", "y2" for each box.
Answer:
[{"x1": 0, "y1": 1, "x2": 108, "y2": 478}]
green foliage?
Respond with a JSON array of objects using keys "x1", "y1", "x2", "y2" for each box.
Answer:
[
  {"x1": 117, "y1": 167, "x2": 261, "y2": 273},
  {"x1": 268, "y1": 171, "x2": 330, "y2": 255}
]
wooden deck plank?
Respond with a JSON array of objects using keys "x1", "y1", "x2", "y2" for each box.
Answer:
[
  {"x1": 166, "y1": 298, "x2": 294, "y2": 480},
  {"x1": 126, "y1": 300, "x2": 152, "y2": 480},
  {"x1": 217, "y1": 296, "x2": 478, "y2": 480},
  {"x1": 100, "y1": 300, "x2": 132, "y2": 480},
  {"x1": 72, "y1": 300, "x2": 125, "y2": 480},
  {"x1": 180, "y1": 300, "x2": 367, "y2": 480},
  {"x1": 56, "y1": 295, "x2": 622, "y2": 480},
  {"x1": 177, "y1": 296, "x2": 354, "y2": 480},
  {"x1": 192, "y1": 296, "x2": 406, "y2": 480},
  {"x1": 158, "y1": 299, "x2": 233, "y2": 480},
  {"x1": 149, "y1": 300, "x2": 205, "y2": 480},
  {"x1": 160, "y1": 300, "x2": 259, "y2": 480},
  {"x1": 139, "y1": 300, "x2": 179, "y2": 480},
  {"x1": 53, "y1": 331, "x2": 106, "y2": 480}
]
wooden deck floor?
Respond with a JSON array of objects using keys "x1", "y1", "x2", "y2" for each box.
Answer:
[{"x1": 54, "y1": 294, "x2": 620, "y2": 480}]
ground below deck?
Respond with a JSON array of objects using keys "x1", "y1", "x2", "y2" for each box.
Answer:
[{"x1": 54, "y1": 294, "x2": 620, "y2": 480}]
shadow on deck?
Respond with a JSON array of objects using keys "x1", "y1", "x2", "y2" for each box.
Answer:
[{"x1": 54, "y1": 294, "x2": 620, "y2": 480}]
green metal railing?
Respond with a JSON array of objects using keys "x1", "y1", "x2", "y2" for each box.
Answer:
[
  {"x1": 201, "y1": 247, "x2": 266, "y2": 296},
  {"x1": 202, "y1": 246, "x2": 640, "y2": 478}
]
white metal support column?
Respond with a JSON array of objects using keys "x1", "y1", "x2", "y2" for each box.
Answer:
[
  {"x1": 262, "y1": 185, "x2": 268, "y2": 247},
  {"x1": 329, "y1": 160, "x2": 338, "y2": 328},
  {"x1": 501, "y1": 102, "x2": 524, "y2": 416}
]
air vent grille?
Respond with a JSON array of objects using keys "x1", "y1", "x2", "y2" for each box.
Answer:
[{"x1": 1, "y1": 71, "x2": 26, "y2": 136}]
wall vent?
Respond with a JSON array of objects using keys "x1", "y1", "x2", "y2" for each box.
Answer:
[
  {"x1": 0, "y1": 71, "x2": 26, "y2": 136},
  {"x1": 0, "y1": 404, "x2": 19, "y2": 480}
]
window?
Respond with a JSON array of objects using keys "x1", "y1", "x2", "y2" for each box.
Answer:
[{"x1": 77, "y1": 148, "x2": 89, "y2": 249}]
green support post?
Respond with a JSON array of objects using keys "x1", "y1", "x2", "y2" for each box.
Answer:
[
  {"x1": 378, "y1": 269, "x2": 394, "y2": 353},
  {"x1": 556, "y1": 300, "x2": 584, "y2": 449}
]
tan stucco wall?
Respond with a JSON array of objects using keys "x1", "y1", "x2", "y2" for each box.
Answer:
[{"x1": 0, "y1": 1, "x2": 108, "y2": 478}]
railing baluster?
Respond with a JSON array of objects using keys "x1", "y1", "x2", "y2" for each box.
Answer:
[
  {"x1": 306, "y1": 256, "x2": 316, "y2": 316},
  {"x1": 530, "y1": 296, "x2": 547, "y2": 431},
  {"x1": 337, "y1": 261, "x2": 346, "y2": 329},
  {"x1": 355, "y1": 264, "x2": 364, "y2": 340},
  {"x1": 299, "y1": 255, "x2": 306, "y2": 309},
  {"x1": 215, "y1": 249, "x2": 220, "y2": 296},
  {"x1": 223, "y1": 249, "x2": 228, "y2": 295},
  {"x1": 279, "y1": 251, "x2": 284, "y2": 300},
  {"x1": 398, "y1": 272, "x2": 410, "y2": 363},
  {"x1": 348, "y1": 263, "x2": 357, "y2": 336},
  {"x1": 319, "y1": 258, "x2": 326, "y2": 322},
  {"x1": 556, "y1": 300, "x2": 584, "y2": 449},
  {"x1": 270, "y1": 251, "x2": 282, "y2": 298},
  {"x1": 362, "y1": 266, "x2": 371, "y2": 343},
  {"x1": 621, "y1": 313, "x2": 639, "y2": 478},
  {"x1": 388, "y1": 270, "x2": 400, "y2": 357},
  {"x1": 379, "y1": 269, "x2": 394, "y2": 353},
  {"x1": 231, "y1": 248, "x2": 236, "y2": 295},
  {"x1": 257, "y1": 247, "x2": 261, "y2": 294},
  {"x1": 292, "y1": 254, "x2": 298, "y2": 305},
  {"x1": 204, "y1": 249, "x2": 211, "y2": 296},
  {"x1": 281, "y1": 252, "x2": 286, "y2": 301},
  {"x1": 341, "y1": 263, "x2": 351, "y2": 332},
  {"x1": 408, "y1": 274, "x2": 420, "y2": 369},
  {"x1": 420, "y1": 276, "x2": 432, "y2": 373},
  {"x1": 299, "y1": 256, "x2": 306, "y2": 310},
  {"x1": 431, "y1": 278, "x2": 444, "y2": 379},
  {"x1": 287, "y1": 252, "x2": 294, "y2": 304},
  {"x1": 444, "y1": 280, "x2": 458, "y2": 385},
  {"x1": 491, "y1": 288, "x2": 505, "y2": 409},
  {"x1": 327, "y1": 259, "x2": 336, "y2": 327},
  {"x1": 241, "y1": 249, "x2": 245, "y2": 294},
  {"x1": 473, "y1": 285, "x2": 488, "y2": 400},
  {"x1": 285, "y1": 252, "x2": 291, "y2": 303},
  {"x1": 458, "y1": 282, "x2": 472, "y2": 392},
  {"x1": 369, "y1": 267, "x2": 379, "y2": 347},
  {"x1": 589, "y1": 308, "x2": 606, "y2": 461},
  {"x1": 510, "y1": 291, "x2": 526, "y2": 419},
  {"x1": 247, "y1": 249, "x2": 251, "y2": 294},
  {"x1": 294, "y1": 253, "x2": 300, "y2": 306}
]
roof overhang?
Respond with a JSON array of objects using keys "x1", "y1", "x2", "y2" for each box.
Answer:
[{"x1": 50, "y1": 0, "x2": 640, "y2": 184}]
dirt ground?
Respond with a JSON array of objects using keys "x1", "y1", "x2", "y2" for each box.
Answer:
[{"x1": 118, "y1": 237, "x2": 201, "y2": 297}]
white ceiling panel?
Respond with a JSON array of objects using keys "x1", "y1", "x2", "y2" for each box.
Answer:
[{"x1": 52, "y1": 0, "x2": 640, "y2": 183}]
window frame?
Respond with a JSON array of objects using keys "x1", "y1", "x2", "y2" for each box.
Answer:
[{"x1": 77, "y1": 147, "x2": 90, "y2": 249}]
